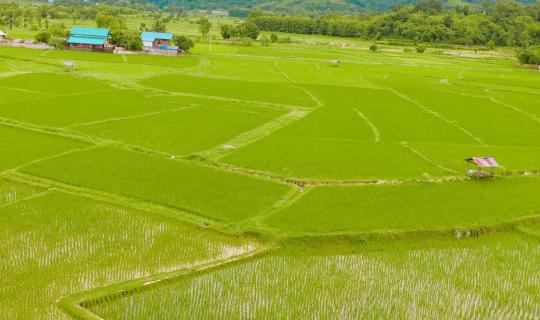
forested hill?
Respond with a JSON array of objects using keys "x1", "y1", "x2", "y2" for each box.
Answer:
[
  {"x1": 152, "y1": 0, "x2": 412, "y2": 14},
  {"x1": 148, "y1": 0, "x2": 536, "y2": 14}
]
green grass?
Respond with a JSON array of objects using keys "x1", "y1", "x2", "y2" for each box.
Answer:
[
  {"x1": 0, "y1": 124, "x2": 89, "y2": 171},
  {"x1": 266, "y1": 177, "x2": 540, "y2": 234},
  {"x1": 410, "y1": 142, "x2": 540, "y2": 173},
  {"x1": 74, "y1": 98, "x2": 286, "y2": 155},
  {"x1": 0, "y1": 72, "x2": 110, "y2": 95},
  {"x1": 0, "y1": 86, "x2": 44, "y2": 103},
  {"x1": 397, "y1": 85, "x2": 540, "y2": 147},
  {"x1": 0, "y1": 189, "x2": 254, "y2": 320},
  {"x1": 0, "y1": 177, "x2": 44, "y2": 206},
  {"x1": 22, "y1": 146, "x2": 291, "y2": 222},
  {"x1": 222, "y1": 136, "x2": 448, "y2": 179},
  {"x1": 0, "y1": 89, "x2": 182, "y2": 128},
  {"x1": 140, "y1": 73, "x2": 317, "y2": 107},
  {"x1": 186, "y1": 55, "x2": 287, "y2": 83},
  {"x1": 89, "y1": 233, "x2": 540, "y2": 319},
  {"x1": 307, "y1": 84, "x2": 478, "y2": 144}
]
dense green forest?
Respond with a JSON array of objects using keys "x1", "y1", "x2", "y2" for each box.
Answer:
[
  {"x1": 249, "y1": 0, "x2": 540, "y2": 46},
  {"x1": 8, "y1": 0, "x2": 536, "y2": 15},
  {"x1": 130, "y1": 0, "x2": 536, "y2": 14}
]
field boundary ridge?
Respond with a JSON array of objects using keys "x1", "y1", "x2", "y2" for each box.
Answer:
[{"x1": 57, "y1": 244, "x2": 274, "y2": 320}]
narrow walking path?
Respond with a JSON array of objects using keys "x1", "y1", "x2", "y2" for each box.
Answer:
[
  {"x1": 354, "y1": 108, "x2": 380, "y2": 142},
  {"x1": 400, "y1": 142, "x2": 457, "y2": 174},
  {"x1": 199, "y1": 109, "x2": 310, "y2": 160},
  {"x1": 388, "y1": 87, "x2": 488, "y2": 146}
]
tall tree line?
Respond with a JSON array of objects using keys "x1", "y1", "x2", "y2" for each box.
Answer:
[{"x1": 249, "y1": 0, "x2": 540, "y2": 47}]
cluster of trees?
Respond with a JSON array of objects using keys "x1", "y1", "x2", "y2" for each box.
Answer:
[
  {"x1": 173, "y1": 35, "x2": 194, "y2": 52},
  {"x1": 197, "y1": 17, "x2": 212, "y2": 36},
  {"x1": 220, "y1": 21, "x2": 260, "y2": 40},
  {"x1": 34, "y1": 22, "x2": 68, "y2": 48},
  {"x1": 249, "y1": 0, "x2": 540, "y2": 47},
  {"x1": 0, "y1": 2, "x2": 36, "y2": 30},
  {"x1": 94, "y1": 0, "x2": 533, "y2": 15},
  {"x1": 517, "y1": 46, "x2": 540, "y2": 64},
  {"x1": 110, "y1": 31, "x2": 143, "y2": 50},
  {"x1": 0, "y1": 2, "x2": 142, "y2": 31}
]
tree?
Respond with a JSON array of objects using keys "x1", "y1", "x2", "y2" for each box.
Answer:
[
  {"x1": 236, "y1": 21, "x2": 260, "y2": 40},
  {"x1": 260, "y1": 35, "x2": 271, "y2": 46},
  {"x1": 220, "y1": 24, "x2": 232, "y2": 39},
  {"x1": 415, "y1": 0, "x2": 443, "y2": 15},
  {"x1": 416, "y1": 45, "x2": 427, "y2": 53},
  {"x1": 197, "y1": 17, "x2": 211, "y2": 36},
  {"x1": 47, "y1": 37, "x2": 65, "y2": 49},
  {"x1": 174, "y1": 35, "x2": 194, "y2": 53},
  {"x1": 270, "y1": 33, "x2": 278, "y2": 43},
  {"x1": 35, "y1": 31, "x2": 50, "y2": 43},
  {"x1": 0, "y1": 2, "x2": 22, "y2": 30},
  {"x1": 95, "y1": 13, "x2": 126, "y2": 31},
  {"x1": 152, "y1": 19, "x2": 167, "y2": 32},
  {"x1": 49, "y1": 23, "x2": 67, "y2": 38},
  {"x1": 517, "y1": 47, "x2": 540, "y2": 65},
  {"x1": 125, "y1": 33, "x2": 143, "y2": 51},
  {"x1": 110, "y1": 30, "x2": 127, "y2": 46}
]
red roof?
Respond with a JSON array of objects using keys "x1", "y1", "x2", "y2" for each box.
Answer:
[{"x1": 465, "y1": 156, "x2": 500, "y2": 168}]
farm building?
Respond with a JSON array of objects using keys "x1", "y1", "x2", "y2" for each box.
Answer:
[
  {"x1": 465, "y1": 156, "x2": 500, "y2": 178},
  {"x1": 67, "y1": 27, "x2": 111, "y2": 51},
  {"x1": 0, "y1": 31, "x2": 6, "y2": 41},
  {"x1": 141, "y1": 32, "x2": 177, "y2": 51}
]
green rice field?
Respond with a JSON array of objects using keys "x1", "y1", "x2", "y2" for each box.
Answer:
[
  {"x1": 90, "y1": 233, "x2": 540, "y2": 319},
  {"x1": 1, "y1": 33, "x2": 540, "y2": 319}
]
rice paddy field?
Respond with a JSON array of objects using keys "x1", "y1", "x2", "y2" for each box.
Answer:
[{"x1": 1, "y1": 34, "x2": 540, "y2": 319}]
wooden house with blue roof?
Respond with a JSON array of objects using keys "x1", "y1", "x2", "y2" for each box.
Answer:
[
  {"x1": 141, "y1": 32, "x2": 175, "y2": 50},
  {"x1": 67, "y1": 27, "x2": 111, "y2": 51}
]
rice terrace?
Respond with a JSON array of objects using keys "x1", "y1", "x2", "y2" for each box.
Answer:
[{"x1": 2, "y1": 1, "x2": 540, "y2": 319}]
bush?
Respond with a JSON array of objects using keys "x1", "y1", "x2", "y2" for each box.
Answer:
[
  {"x1": 416, "y1": 45, "x2": 426, "y2": 53},
  {"x1": 517, "y1": 47, "x2": 540, "y2": 65},
  {"x1": 270, "y1": 33, "x2": 278, "y2": 43},
  {"x1": 231, "y1": 38, "x2": 252, "y2": 46},
  {"x1": 47, "y1": 37, "x2": 65, "y2": 49},
  {"x1": 487, "y1": 40, "x2": 496, "y2": 50},
  {"x1": 49, "y1": 23, "x2": 67, "y2": 38},
  {"x1": 235, "y1": 21, "x2": 260, "y2": 40},
  {"x1": 174, "y1": 35, "x2": 194, "y2": 53},
  {"x1": 369, "y1": 44, "x2": 378, "y2": 52},
  {"x1": 220, "y1": 24, "x2": 232, "y2": 40},
  {"x1": 125, "y1": 34, "x2": 143, "y2": 51},
  {"x1": 277, "y1": 36, "x2": 291, "y2": 43},
  {"x1": 110, "y1": 30, "x2": 127, "y2": 46},
  {"x1": 109, "y1": 31, "x2": 142, "y2": 51},
  {"x1": 403, "y1": 47, "x2": 414, "y2": 53},
  {"x1": 35, "y1": 32, "x2": 51, "y2": 44},
  {"x1": 260, "y1": 36, "x2": 271, "y2": 47}
]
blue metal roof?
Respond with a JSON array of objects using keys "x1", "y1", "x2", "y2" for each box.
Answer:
[
  {"x1": 159, "y1": 45, "x2": 179, "y2": 50},
  {"x1": 67, "y1": 36, "x2": 106, "y2": 45},
  {"x1": 141, "y1": 32, "x2": 173, "y2": 42},
  {"x1": 70, "y1": 27, "x2": 110, "y2": 38}
]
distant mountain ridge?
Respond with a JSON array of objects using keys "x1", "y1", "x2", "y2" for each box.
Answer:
[{"x1": 152, "y1": 0, "x2": 535, "y2": 14}]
